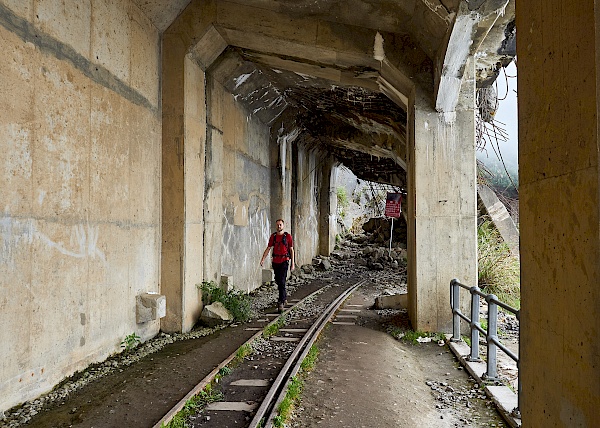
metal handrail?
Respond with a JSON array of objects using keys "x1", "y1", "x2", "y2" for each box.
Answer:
[{"x1": 450, "y1": 278, "x2": 520, "y2": 416}]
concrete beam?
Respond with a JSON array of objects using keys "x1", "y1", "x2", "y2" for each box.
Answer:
[{"x1": 435, "y1": 0, "x2": 509, "y2": 112}]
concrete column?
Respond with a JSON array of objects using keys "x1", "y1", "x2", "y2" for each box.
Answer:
[
  {"x1": 161, "y1": 39, "x2": 205, "y2": 332},
  {"x1": 517, "y1": 1, "x2": 600, "y2": 425},
  {"x1": 270, "y1": 128, "x2": 294, "y2": 225},
  {"x1": 203, "y1": 76, "x2": 224, "y2": 284},
  {"x1": 319, "y1": 155, "x2": 337, "y2": 256},
  {"x1": 407, "y1": 60, "x2": 477, "y2": 332}
]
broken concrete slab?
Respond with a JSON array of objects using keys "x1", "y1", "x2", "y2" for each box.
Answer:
[
  {"x1": 374, "y1": 293, "x2": 408, "y2": 310},
  {"x1": 478, "y1": 184, "x2": 519, "y2": 256},
  {"x1": 200, "y1": 302, "x2": 233, "y2": 327}
]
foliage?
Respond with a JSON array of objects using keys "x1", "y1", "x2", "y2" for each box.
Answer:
[
  {"x1": 273, "y1": 376, "x2": 303, "y2": 428},
  {"x1": 234, "y1": 343, "x2": 253, "y2": 363},
  {"x1": 477, "y1": 219, "x2": 521, "y2": 308},
  {"x1": 401, "y1": 330, "x2": 437, "y2": 345},
  {"x1": 300, "y1": 345, "x2": 319, "y2": 372},
  {"x1": 120, "y1": 333, "x2": 141, "y2": 351},
  {"x1": 336, "y1": 187, "x2": 349, "y2": 219},
  {"x1": 162, "y1": 385, "x2": 223, "y2": 428},
  {"x1": 218, "y1": 366, "x2": 232, "y2": 377},
  {"x1": 263, "y1": 315, "x2": 287, "y2": 339},
  {"x1": 198, "y1": 281, "x2": 252, "y2": 322}
]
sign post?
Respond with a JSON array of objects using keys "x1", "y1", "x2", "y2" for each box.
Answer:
[{"x1": 384, "y1": 193, "x2": 402, "y2": 255}]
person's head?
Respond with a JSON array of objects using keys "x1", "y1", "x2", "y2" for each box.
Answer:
[{"x1": 275, "y1": 219, "x2": 285, "y2": 232}]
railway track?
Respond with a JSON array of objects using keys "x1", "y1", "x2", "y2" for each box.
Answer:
[{"x1": 154, "y1": 278, "x2": 367, "y2": 428}]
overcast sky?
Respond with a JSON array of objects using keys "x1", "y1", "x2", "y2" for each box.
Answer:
[{"x1": 477, "y1": 61, "x2": 518, "y2": 167}]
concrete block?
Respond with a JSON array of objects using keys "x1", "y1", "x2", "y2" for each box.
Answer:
[
  {"x1": 374, "y1": 293, "x2": 408, "y2": 309},
  {"x1": 136, "y1": 293, "x2": 166, "y2": 323},
  {"x1": 262, "y1": 269, "x2": 274, "y2": 283},
  {"x1": 221, "y1": 275, "x2": 233, "y2": 292}
]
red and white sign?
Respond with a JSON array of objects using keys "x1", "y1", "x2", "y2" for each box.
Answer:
[{"x1": 385, "y1": 193, "x2": 402, "y2": 218}]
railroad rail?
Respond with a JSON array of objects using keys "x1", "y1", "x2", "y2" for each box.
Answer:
[{"x1": 154, "y1": 279, "x2": 366, "y2": 427}]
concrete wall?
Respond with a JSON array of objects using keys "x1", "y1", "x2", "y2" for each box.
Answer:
[
  {"x1": 517, "y1": 1, "x2": 600, "y2": 425},
  {"x1": 292, "y1": 143, "x2": 322, "y2": 267},
  {"x1": 0, "y1": 0, "x2": 161, "y2": 411},
  {"x1": 219, "y1": 81, "x2": 272, "y2": 293}
]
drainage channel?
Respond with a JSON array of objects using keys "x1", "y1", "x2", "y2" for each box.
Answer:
[{"x1": 154, "y1": 279, "x2": 366, "y2": 428}]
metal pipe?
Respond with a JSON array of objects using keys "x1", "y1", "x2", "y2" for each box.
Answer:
[
  {"x1": 485, "y1": 294, "x2": 499, "y2": 379},
  {"x1": 451, "y1": 279, "x2": 461, "y2": 340},
  {"x1": 469, "y1": 286, "x2": 481, "y2": 361}
]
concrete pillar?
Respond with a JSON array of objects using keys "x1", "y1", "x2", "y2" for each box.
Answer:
[
  {"x1": 161, "y1": 39, "x2": 205, "y2": 332},
  {"x1": 203, "y1": 76, "x2": 224, "y2": 284},
  {"x1": 517, "y1": 1, "x2": 600, "y2": 425},
  {"x1": 270, "y1": 128, "x2": 294, "y2": 225},
  {"x1": 406, "y1": 59, "x2": 477, "y2": 332},
  {"x1": 319, "y1": 156, "x2": 337, "y2": 256}
]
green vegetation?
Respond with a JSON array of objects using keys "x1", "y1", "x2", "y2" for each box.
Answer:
[
  {"x1": 477, "y1": 219, "x2": 521, "y2": 309},
  {"x1": 218, "y1": 366, "x2": 232, "y2": 377},
  {"x1": 234, "y1": 343, "x2": 253, "y2": 363},
  {"x1": 273, "y1": 376, "x2": 303, "y2": 427},
  {"x1": 336, "y1": 187, "x2": 349, "y2": 219},
  {"x1": 161, "y1": 384, "x2": 223, "y2": 428},
  {"x1": 120, "y1": 333, "x2": 141, "y2": 351},
  {"x1": 263, "y1": 315, "x2": 287, "y2": 339},
  {"x1": 300, "y1": 345, "x2": 319, "y2": 372},
  {"x1": 198, "y1": 281, "x2": 252, "y2": 322}
]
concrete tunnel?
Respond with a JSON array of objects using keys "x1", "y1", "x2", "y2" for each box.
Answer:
[{"x1": 1, "y1": 0, "x2": 599, "y2": 425}]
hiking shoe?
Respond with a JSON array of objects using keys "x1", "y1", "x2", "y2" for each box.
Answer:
[{"x1": 278, "y1": 303, "x2": 284, "y2": 313}]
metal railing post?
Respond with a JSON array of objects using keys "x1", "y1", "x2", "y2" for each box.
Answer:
[
  {"x1": 469, "y1": 287, "x2": 481, "y2": 361},
  {"x1": 485, "y1": 294, "x2": 499, "y2": 379},
  {"x1": 450, "y1": 279, "x2": 461, "y2": 340}
]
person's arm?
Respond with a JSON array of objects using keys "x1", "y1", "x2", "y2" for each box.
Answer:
[
  {"x1": 290, "y1": 246, "x2": 295, "y2": 271},
  {"x1": 260, "y1": 246, "x2": 272, "y2": 267}
]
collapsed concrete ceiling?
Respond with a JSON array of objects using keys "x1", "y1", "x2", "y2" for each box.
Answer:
[{"x1": 139, "y1": 0, "x2": 516, "y2": 186}]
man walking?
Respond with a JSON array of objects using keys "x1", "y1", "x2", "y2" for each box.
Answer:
[{"x1": 260, "y1": 219, "x2": 295, "y2": 313}]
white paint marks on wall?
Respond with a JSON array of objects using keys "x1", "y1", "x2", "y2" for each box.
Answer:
[
  {"x1": 234, "y1": 71, "x2": 255, "y2": 89},
  {"x1": 0, "y1": 213, "x2": 107, "y2": 268}
]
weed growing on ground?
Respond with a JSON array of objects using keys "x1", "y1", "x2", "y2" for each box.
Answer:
[
  {"x1": 218, "y1": 366, "x2": 232, "y2": 377},
  {"x1": 120, "y1": 333, "x2": 141, "y2": 351},
  {"x1": 198, "y1": 281, "x2": 252, "y2": 322},
  {"x1": 234, "y1": 343, "x2": 253, "y2": 363},
  {"x1": 400, "y1": 330, "x2": 438, "y2": 345},
  {"x1": 274, "y1": 376, "x2": 303, "y2": 427},
  {"x1": 300, "y1": 345, "x2": 319, "y2": 372},
  {"x1": 262, "y1": 315, "x2": 287, "y2": 339},
  {"x1": 477, "y1": 219, "x2": 520, "y2": 309},
  {"x1": 162, "y1": 384, "x2": 223, "y2": 428}
]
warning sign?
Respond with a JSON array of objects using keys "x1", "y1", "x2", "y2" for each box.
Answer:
[{"x1": 385, "y1": 193, "x2": 402, "y2": 218}]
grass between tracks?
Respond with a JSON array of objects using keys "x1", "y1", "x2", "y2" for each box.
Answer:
[
  {"x1": 262, "y1": 314, "x2": 288, "y2": 339},
  {"x1": 161, "y1": 383, "x2": 223, "y2": 428},
  {"x1": 272, "y1": 345, "x2": 320, "y2": 428}
]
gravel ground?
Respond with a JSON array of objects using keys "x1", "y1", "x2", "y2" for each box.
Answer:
[{"x1": 1, "y1": 232, "x2": 518, "y2": 427}]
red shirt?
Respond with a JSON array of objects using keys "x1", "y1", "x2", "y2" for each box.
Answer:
[{"x1": 268, "y1": 232, "x2": 293, "y2": 264}]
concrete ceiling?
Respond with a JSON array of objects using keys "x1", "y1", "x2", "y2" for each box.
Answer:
[{"x1": 140, "y1": 0, "x2": 515, "y2": 186}]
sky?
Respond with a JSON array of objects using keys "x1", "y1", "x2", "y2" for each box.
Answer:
[{"x1": 476, "y1": 61, "x2": 518, "y2": 169}]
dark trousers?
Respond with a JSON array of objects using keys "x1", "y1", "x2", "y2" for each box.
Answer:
[{"x1": 272, "y1": 260, "x2": 289, "y2": 304}]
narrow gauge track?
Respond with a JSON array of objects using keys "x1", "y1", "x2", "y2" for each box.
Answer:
[{"x1": 155, "y1": 279, "x2": 367, "y2": 428}]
